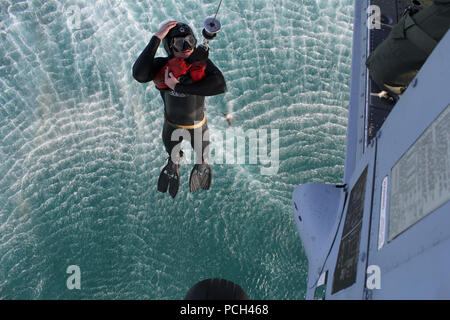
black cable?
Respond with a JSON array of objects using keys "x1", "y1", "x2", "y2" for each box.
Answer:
[{"x1": 212, "y1": 0, "x2": 223, "y2": 23}]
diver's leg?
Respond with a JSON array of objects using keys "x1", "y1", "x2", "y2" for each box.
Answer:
[
  {"x1": 162, "y1": 122, "x2": 184, "y2": 162},
  {"x1": 201, "y1": 123, "x2": 210, "y2": 164},
  {"x1": 189, "y1": 122, "x2": 210, "y2": 164},
  {"x1": 158, "y1": 122, "x2": 182, "y2": 198},
  {"x1": 189, "y1": 123, "x2": 212, "y2": 192}
]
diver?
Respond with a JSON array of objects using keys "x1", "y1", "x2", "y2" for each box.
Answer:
[
  {"x1": 132, "y1": 21, "x2": 227, "y2": 198},
  {"x1": 366, "y1": 0, "x2": 450, "y2": 98}
]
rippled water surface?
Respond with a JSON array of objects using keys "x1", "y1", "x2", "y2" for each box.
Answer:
[{"x1": 0, "y1": 0, "x2": 353, "y2": 299}]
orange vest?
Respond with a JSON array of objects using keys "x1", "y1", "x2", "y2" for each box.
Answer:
[{"x1": 153, "y1": 57, "x2": 207, "y2": 90}]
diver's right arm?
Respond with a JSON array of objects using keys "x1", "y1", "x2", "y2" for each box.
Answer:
[
  {"x1": 132, "y1": 36, "x2": 167, "y2": 83},
  {"x1": 133, "y1": 21, "x2": 178, "y2": 83}
]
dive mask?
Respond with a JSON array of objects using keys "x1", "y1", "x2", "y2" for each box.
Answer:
[{"x1": 171, "y1": 35, "x2": 197, "y2": 52}]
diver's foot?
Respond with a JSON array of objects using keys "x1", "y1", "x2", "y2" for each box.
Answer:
[
  {"x1": 189, "y1": 163, "x2": 212, "y2": 193},
  {"x1": 157, "y1": 159, "x2": 180, "y2": 198}
]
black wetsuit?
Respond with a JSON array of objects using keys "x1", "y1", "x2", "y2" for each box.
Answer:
[{"x1": 132, "y1": 36, "x2": 226, "y2": 162}]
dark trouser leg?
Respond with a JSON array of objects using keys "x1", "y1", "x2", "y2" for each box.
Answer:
[
  {"x1": 162, "y1": 122, "x2": 184, "y2": 164},
  {"x1": 189, "y1": 122, "x2": 210, "y2": 164},
  {"x1": 188, "y1": 123, "x2": 212, "y2": 192}
]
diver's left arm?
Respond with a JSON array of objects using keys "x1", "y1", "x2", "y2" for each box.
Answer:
[{"x1": 174, "y1": 59, "x2": 227, "y2": 96}]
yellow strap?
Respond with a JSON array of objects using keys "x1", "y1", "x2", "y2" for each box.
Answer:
[{"x1": 165, "y1": 114, "x2": 206, "y2": 129}]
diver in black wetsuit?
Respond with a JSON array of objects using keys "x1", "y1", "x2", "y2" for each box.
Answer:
[{"x1": 132, "y1": 21, "x2": 227, "y2": 198}]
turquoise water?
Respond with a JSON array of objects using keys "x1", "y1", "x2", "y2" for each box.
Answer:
[{"x1": 0, "y1": 0, "x2": 353, "y2": 299}]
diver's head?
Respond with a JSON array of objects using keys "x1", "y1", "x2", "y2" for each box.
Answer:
[{"x1": 163, "y1": 22, "x2": 197, "y2": 58}]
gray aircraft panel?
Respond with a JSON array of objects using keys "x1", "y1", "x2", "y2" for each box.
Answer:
[
  {"x1": 389, "y1": 106, "x2": 450, "y2": 241},
  {"x1": 326, "y1": 143, "x2": 376, "y2": 300},
  {"x1": 366, "y1": 31, "x2": 450, "y2": 299},
  {"x1": 345, "y1": 0, "x2": 367, "y2": 182},
  {"x1": 369, "y1": 202, "x2": 450, "y2": 299},
  {"x1": 296, "y1": 2, "x2": 450, "y2": 300}
]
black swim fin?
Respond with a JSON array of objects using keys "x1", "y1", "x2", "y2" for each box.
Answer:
[
  {"x1": 189, "y1": 163, "x2": 212, "y2": 193},
  {"x1": 157, "y1": 159, "x2": 180, "y2": 199}
]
